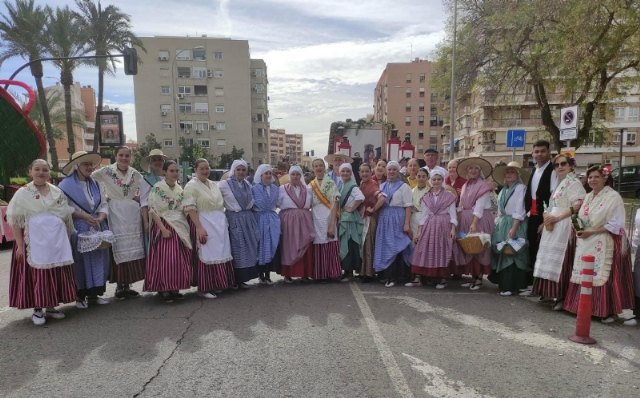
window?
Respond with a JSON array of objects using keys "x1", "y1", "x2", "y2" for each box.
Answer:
[
  {"x1": 216, "y1": 139, "x2": 226, "y2": 146},
  {"x1": 614, "y1": 107, "x2": 625, "y2": 121},
  {"x1": 419, "y1": 88, "x2": 425, "y2": 98},
  {"x1": 197, "y1": 139, "x2": 210, "y2": 148},
  {"x1": 405, "y1": 102, "x2": 411, "y2": 112},
  {"x1": 405, "y1": 88, "x2": 411, "y2": 98},
  {"x1": 161, "y1": 86, "x2": 170, "y2": 95},
  {"x1": 192, "y1": 67, "x2": 207, "y2": 79},
  {"x1": 194, "y1": 85, "x2": 208, "y2": 96},
  {"x1": 194, "y1": 102, "x2": 208, "y2": 114},
  {"x1": 163, "y1": 139, "x2": 173, "y2": 147},
  {"x1": 431, "y1": 93, "x2": 437, "y2": 101},
  {"x1": 162, "y1": 122, "x2": 172, "y2": 129},
  {"x1": 192, "y1": 48, "x2": 206, "y2": 61},
  {"x1": 213, "y1": 51, "x2": 223, "y2": 60},
  {"x1": 629, "y1": 107, "x2": 639, "y2": 121},
  {"x1": 431, "y1": 106, "x2": 437, "y2": 116},
  {"x1": 213, "y1": 69, "x2": 223, "y2": 78},
  {"x1": 179, "y1": 103, "x2": 192, "y2": 113},
  {"x1": 215, "y1": 104, "x2": 225, "y2": 113},
  {"x1": 215, "y1": 87, "x2": 224, "y2": 96},
  {"x1": 418, "y1": 116, "x2": 424, "y2": 126},
  {"x1": 419, "y1": 73, "x2": 426, "y2": 82},
  {"x1": 178, "y1": 86, "x2": 192, "y2": 96},
  {"x1": 183, "y1": 138, "x2": 194, "y2": 146},
  {"x1": 159, "y1": 67, "x2": 169, "y2": 78},
  {"x1": 257, "y1": 128, "x2": 265, "y2": 137},
  {"x1": 418, "y1": 132, "x2": 425, "y2": 140},
  {"x1": 254, "y1": 68, "x2": 265, "y2": 78},
  {"x1": 430, "y1": 116, "x2": 438, "y2": 127},
  {"x1": 160, "y1": 104, "x2": 172, "y2": 112},
  {"x1": 255, "y1": 113, "x2": 264, "y2": 122},
  {"x1": 405, "y1": 73, "x2": 412, "y2": 83},
  {"x1": 215, "y1": 122, "x2": 226, "y2": 131},
  {"x1": 176, "y1": 49, "x2": 191, "y2": 60},
  {"x1": 430, "y1": 136, "x2": 438, "y2": 145},
  {"x1": 405, "y1": 116, "x2": 411, "y2": 126},
  {"x1": 158, "y1": 50, "x2": 169, "y2": 61},
  {"x1": 254, "y1": 84, "x2": 264, "y2": 93},
  {"x1": 177, "y1": 67, "x2": 191, "y2": 78},
  {"x1": 195, "y1": 121, "x2": 209, "y2": 131},
  {"x1": 626, "y1": 131, "x2": 637, "y2": 145},
  {"x1": 179, "y1": 121, "x2": 193, "y2": 131},
  {"x1": 258, "y1": 143, "x2": 265, "y2": 152},
  {"x1": 419, "y1": 102, "x2": 425, "y2": 112}
]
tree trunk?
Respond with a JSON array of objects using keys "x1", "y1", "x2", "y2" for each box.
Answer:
[
  {"x1": 93, "y1": 62, "x2": 104, "y2": 152},
  {"x1": 61, "y1": 68, "x2": 76, "y2": 156},
  {"x1": 30, "y1": 61, "x2": 59, "y2": 170}
]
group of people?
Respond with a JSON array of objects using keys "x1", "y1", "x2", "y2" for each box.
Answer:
[{"x1": 5, "y1": 141, "x2": 639, "y2": 327}]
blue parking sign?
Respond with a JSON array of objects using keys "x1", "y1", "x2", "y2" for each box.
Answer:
[{"x1": 506, "y1": 129, "x2": 526, "y2": 148}]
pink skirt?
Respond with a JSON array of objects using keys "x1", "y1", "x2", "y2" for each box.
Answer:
[
  {"x1": 280, "y1": 246, "x2": 314, "y2": 278},
  {"x1": 9, "y1": 240, "x2": 76, "y2": 309},
  {"x1": 411, "y1": 213, "x2": 453, "y2": 277},
  {"x1": 144, "y1": 220, "x2": 192, "y2": 292},
  {"x1": 313, "y1": 241, "x2": 342, "y2": 280},
  {"x1": 453, "y1": 209, "x2": 494, "y2": 275}
]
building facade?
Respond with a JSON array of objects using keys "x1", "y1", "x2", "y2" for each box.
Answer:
[
  {"x1": 269, "y1": 129, "x2": 303, "y2": 166},
  {"x1": 133, "y1": 36, "x2": 269, "y2": 167},
  {"x1": 374, "y1": 58, "x2": 445, "y2": 155}
]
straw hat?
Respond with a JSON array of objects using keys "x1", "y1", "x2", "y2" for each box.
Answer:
[
  {"x1": 324, "y1": 153, "x2": 353, "y2": 164},
  {"x1": 492, "y1": 161, "x2": 531, "y2": 185},
  {"x1": 62, "y1": 151, "x2": 102, "y2": 175},
  {"x1": 141, "y1": 148, "x2": 168, "y2": 170},
  {"x1": 456, "y1": 157, "x2": 493, "y2": 179}
]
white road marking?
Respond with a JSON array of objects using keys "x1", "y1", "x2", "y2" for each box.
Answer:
[
  {"x1": 376, "y1": 295, "x2": 611, "y2": 364},
  {"x1": 350, "y1": 283, "x2": 415, "y2": 398},
  {"x1": 403, "y1": 353, "x2": 496, "y2": 398}
]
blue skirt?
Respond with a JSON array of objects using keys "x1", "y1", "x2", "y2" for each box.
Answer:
[
  {"x1": 373, "y1": 206, "x2": 411, "y2": 272},
  {"x1": 226, "y1": 210, "x2": 259, "y2": 281}
]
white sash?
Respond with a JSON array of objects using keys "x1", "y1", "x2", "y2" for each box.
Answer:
[
  {"x1": 27, "y1": 213, "x2": 73, "y2": 269},
  {"x1": 198, "y1": 211, "x2": 233, "y2": 264}
]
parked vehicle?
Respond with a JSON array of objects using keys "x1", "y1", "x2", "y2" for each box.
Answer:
[
  {"x1": 209, "y1": 169, "x2": 228, "y2": 182},
  {"x1": 611, "y1": 164, "x2": 640, "y2": 198}
]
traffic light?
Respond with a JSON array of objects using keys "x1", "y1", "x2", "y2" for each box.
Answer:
[{"x1": 123, "y1": 47, "x2": 138, "y2": 75}]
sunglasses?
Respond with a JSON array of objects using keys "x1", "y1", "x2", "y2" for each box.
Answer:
[{"x1": 554, "y1": 161, "x2": 569, "y2": 168}]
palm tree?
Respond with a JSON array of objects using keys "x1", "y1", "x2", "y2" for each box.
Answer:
[
  {"x1": 44, "y1": 5, "x2": 88, "y2": 157},
  {"x1": 74, "y1": 0, "x2": 144, "y2": 152},
  {"x1": 31, "y1": 89, "x2": 86, "y2": 142},
  {"x1": 0, "y1": 0, "x2": 59, "y2": 169}
]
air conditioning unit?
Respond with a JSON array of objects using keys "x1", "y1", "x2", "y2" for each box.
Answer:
[
  {"x1": 210, "y1": 125, "x2": 216, "y2": 130},
  {"x1": 161, "y1": 111, "x2": 167, "y2": 116},
  {"x1": 196, "y1": 130, "x2": 202, "y2": 135},
  {"x1": 184, "y1": 130, "x2": 191, "y2": 134},
  {"x1": 158, "y1": 56, "x2": 168, "y2": 61},
  {"x1": 207, "y1": 70, "x2": 213, "y2": 78},
  {"x1": 177, "y1": 93, "x2": 185, "y2": 99}
]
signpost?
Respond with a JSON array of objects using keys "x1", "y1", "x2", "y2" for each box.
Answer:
[
  {"x1": 506, "y1": 129, "x2": 526, "y2": 160},
  {"x1": 560, "y1": 106, "x2": 578, "y2": 148}
]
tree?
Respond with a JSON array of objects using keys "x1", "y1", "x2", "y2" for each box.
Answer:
[
  {"x1": 131, "y1": 133, "x2": 161, "y2": 171},
  {"x1": 31, "y1": 88, "x2": 85, "y2": 141},
  {"x1": 178, "y1": 137, "x2": 207, "y2": 166},
  {"x1": 432, "y1": 0, "x2": 640, "y2": 150},
  {"x1": 45, "y1": 5, "x2": 89, "y2": 157},
  {"x1": 74, "y1": 0, "x2": 144, "y2": 152},
  {"x1": 0, "y1": 0, "x2": 59, "y2": 168},
  {"x1": 217, "y1": 146, "x2": 245, "y2": 169}
]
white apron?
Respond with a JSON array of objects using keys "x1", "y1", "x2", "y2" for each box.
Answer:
[
  {"x1": 198, "y1": 210, "x2": 233, "y2": 264},
  {"x1": 533, "y1": 206, "x2": 572, "y2": 282},
  {"x1": 108, "y1": 199, "x2": 145, "y2": 264},
  {"x1": 27, "y1": 213, "x2": 73, "y2": 269}
]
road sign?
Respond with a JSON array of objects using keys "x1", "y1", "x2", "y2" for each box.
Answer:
[
  {"x1": 560, "y1": 106, "x2": 578, "y2": 141},
  {"x1": 506, "y1": 129, "x2": 526, "y2": 148}
]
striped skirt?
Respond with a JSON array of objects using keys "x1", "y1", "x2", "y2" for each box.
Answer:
[
  {"x1": 532, "y1": 233, "x2": 576, "y2": 300},
  {"x1": 453, "y1": 209, "x2": 494, "y2": 275},
  {"x1": 313, "y1": 241, "x2": 342, "y2": 280},
  {"x1": 563, "y1": 234, "x2": 635, "y2": 317},
  {"x1": 110, "y1": 258, "x2": 145, "y2": 285},
  {"x1": 9, "y1": 240, "x2": 76, "y2": 309},
  {"x1": 226, "y1": 210, "x2": 259, "y2": 283},
  {"x1": 144, "y1": 220, "x2": 192, "y2": 292},
  {"x1": 360, "y1": 214, "x2": 378, "y2": 277},
  {"x1": 373, "y1": 206, "x2": 411, "y2": 272},
  {"x1": 189, "y1": 220, "x2": 235, "y2": 291},
  {"x1": 411, "y1": 213, "x2": 453, "y2": 278}
]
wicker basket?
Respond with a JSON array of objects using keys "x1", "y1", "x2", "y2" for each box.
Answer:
[{"x1": 458, "y1": 235, "x2": 489, "y2": 255}]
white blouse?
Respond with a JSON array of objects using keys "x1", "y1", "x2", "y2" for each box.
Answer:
[
  {"x1": 67, "y1": 180, "x2": 109, "y2": 216},
  {"x1": 418, "y1": 194, "x2": 458, "y2": 226},
  {"x1": 466, "y1": 192, "x2": 493, "y2": 219},
  {"x1": 497, "y1": 184, "x2": 527, "y2": 221},
  {"x1": 341, "y1": 186, "x2": 364, "y2": 208},
  {"x1": 385, "y1": 183, "x2": 413, "y2": 208},
  {"x1": 278, "y1": 185, "x2": 312, "y2": 210}
]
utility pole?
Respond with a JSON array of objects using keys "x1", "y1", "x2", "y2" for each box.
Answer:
[{"x1": 448, "y1": 0, "x2": 458, "y2": 161}]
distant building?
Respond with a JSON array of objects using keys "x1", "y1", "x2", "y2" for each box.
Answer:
[
  {"x1": 133, "y1": 36, "x2": 269, "y2": 167},
  {"x1": 269, "y1": 129, "x2": 303, "y2": 166}
]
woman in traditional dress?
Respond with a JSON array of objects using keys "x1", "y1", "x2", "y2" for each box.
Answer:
[
  {"x1": 373, "y1": 161, "x2": 413, "y2": 288},
  {"x1": 184, "y1": 159, "x2": 235, "y2": 299},
  {"x1": 145, "y1": 161, "x2": 193, "y2": 302},
  {"x1": 452, "y1": 157, "x2": 495, "y2": 291},
  {"x1": 405, "y1": 158, "x2": 421, "y2": 189},
  {"x1": 138, "y1": 149, "x2": 167, "y2": 249},
  {"x1": 59, "y1": 151, "x2": 111, "y2": 308},
  {"x1": 563, "y1": 165, "x2": 635, "y2": 322},
  {"x1": 372, "y1": 159, "x2": 387, "y2": 184},
  {"x1": 278, "y1": 165, "x2": 315, "y2": 282},
  {"x1": 445, "y1": 158, "x2": 466, "y2": 202},
  {"x1": 408, "y1": 169, "x2": 458, "y2": 289},
  {"x1": 409, "y1": 168, "x2": 430, "y2": 245},
  {"x1": 626, "y1": 209, "x2": 640, "y2": 326},
  {"x1": 358, "y1": 163, "x2": 386, "y2": 282},
  {"x1": 310, "y1": 158, "x2": 342, "y2": 281},
  {"x1": 252, "y1": 164, "x2": 280, "y2": 285},
  {"x1": 488, "y1": 162, "x2": 530, "y2": 296},
  {"x1": 532, "y1": 155, "x2": 585, "y2": 309},
  {"x1": 7, "y1": 159, "x2": 76, "y2": 325},
  {"x1": 338, "y1": 163, "x2": 365, "y2": 282},
  {"x1": 219, "y1": 159, "x2": 260, "y2": 287}
]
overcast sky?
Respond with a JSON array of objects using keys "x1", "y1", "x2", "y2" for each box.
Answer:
[{"x1": 0, "y1": 0, "x2": 447, "y2": 156}]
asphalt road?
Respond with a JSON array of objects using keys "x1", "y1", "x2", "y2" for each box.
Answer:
[{"x1": 0, "y1": 245, "x2": 638, "y2": 397}]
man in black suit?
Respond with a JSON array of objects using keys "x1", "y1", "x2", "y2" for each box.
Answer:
[{"x1": 521, "y1": 140, "x2": 557, "y2": 295}]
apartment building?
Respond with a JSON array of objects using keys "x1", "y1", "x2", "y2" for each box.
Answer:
[
  {"x1": 374, "y1": 58, "x2": 444, "y2": 154},
  {"x1": 269, "y1": 129, "x2": 303, "y2": 166},
  {"x1": 133, "y1": 36, "x2": 269, "y2": 166},
  {"x1": 445, "y1": 87, "x2": 640, "y2": 170}
]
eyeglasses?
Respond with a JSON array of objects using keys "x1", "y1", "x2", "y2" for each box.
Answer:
[{"x1": 554, "y1": 161, "x2": 569, "y2": 168}]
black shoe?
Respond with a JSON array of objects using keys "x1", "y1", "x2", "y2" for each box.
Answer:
[
  {"x1": 115, "y1": 288, "x2": 127, "y2": 300},
  {"x1": 125, "y1": 288, "x2": 140, "y2": 298},
  {"x1": 159, "y1": 292, "x2": 173, "y2": 303},
  {"x1": 171, "y1": 292, "x2": 184, "y2": 300}
]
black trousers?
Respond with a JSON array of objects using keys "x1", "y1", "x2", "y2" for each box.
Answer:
[
  {"x1": 526, "y1": 215, "x2": 543, "y2": 285},
  {"x1": 382, "y1": 254, "x2": 409, "y2": 282}
]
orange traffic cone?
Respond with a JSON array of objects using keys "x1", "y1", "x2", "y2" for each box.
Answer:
[{"x1": 569, "y1": 255, "x2": 597, "y2": 345}]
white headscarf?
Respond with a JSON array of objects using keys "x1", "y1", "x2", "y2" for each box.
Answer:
[
  {"x1": 429, "y1": 169, "x2": 446, "y2": 181},
  {"x1": 338, "y1": 162, "x2": 356, "y2": 185},
  {"x1": 288, "y1": 165, "x2": 305, "y2": 186},
  {"x1": 230, "y1": 159, "x2": 248, "y2": 179},
  {"x1": 386, "y1": 161, "x2": 401, "y2": 170},
  {"x1": 253, "y1": 164, "x2": 273, "y2": 185}
]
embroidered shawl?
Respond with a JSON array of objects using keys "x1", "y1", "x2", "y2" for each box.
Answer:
[{"x1": 149, "y1": 180, "x2": 192, "y2": 249}]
